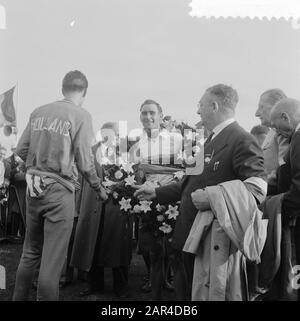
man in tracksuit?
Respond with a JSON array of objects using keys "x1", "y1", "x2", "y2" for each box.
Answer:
[{"x1": 12, "y1": 70, "x2": 108, "y2": 301}]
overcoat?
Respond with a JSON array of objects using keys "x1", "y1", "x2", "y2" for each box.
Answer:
[{"x1": 71, "y1": 142, "x2": 133, "y2": 271}]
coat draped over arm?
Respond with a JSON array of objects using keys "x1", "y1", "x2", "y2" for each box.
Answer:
[{"x1": 183, "y1": 179, "x2": 268, "y2": 301}]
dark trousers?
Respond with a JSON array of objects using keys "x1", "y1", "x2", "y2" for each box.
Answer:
[
  {"x1": 88, "y1": 210, "x2": 129, "y2": 294},
  {"x1": 148, "y1": 238, "x2": 165, "y2": 300},
  {"x1": 13, "y1": 182, "x2": 74, "y2": 301},
  {"x1": 88, "y1": 264, "x2": 129, "y2": 294},
  {"x1": 263, "y1": 224, "x2": 299, "y2": 301},
  {"x1": 148, "y1": 239, "x2": 194, "y2": 301},
  {"x1": 170, "y1": 249, "x2": 194, "y2": 301}
]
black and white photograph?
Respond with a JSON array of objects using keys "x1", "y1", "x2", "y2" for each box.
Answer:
[{"x1": 0, "y1": 0, "x2": 300, "y2": 306}]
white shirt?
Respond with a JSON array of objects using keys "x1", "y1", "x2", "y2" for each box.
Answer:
[
  {"x1": 100, "y1": 143, "x2": 111, "y2": 157},
  {"x1": 96, "y1": 142, "x2": 119, "y2": 165},
  {"x1": 210, "y1": 118, "x2": 235, "y2": 141},
  {"x1": 295, "y1": 122, "x2": 300, "y2": 132},
  {"x1": 138, "y1": 129, "x2": 183, "y2": 163}
]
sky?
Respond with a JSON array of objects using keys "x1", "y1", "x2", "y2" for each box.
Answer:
[{"x1": 1, "y1": 0, "x2": 300, "y2": 151}]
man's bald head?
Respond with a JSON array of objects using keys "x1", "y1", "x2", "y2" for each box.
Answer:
[
  {"x1": 261, "y1": 89, "x2": 287, "y2": 106},
  {"x1": 270, "y1": 98, "x2": 300, "y2": 138}
]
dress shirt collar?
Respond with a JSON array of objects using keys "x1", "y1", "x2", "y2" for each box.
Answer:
[
  {"x1": 211, "y1": 118, "x2": 235, "y2": 140},
  {"x1": 141, "y1": 128, "x2": 168, "y2": 141}
]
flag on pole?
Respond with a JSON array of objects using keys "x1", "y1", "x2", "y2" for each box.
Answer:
[
  {"x1": 0, "y1": 86, "x2": 17, "y2": 137},
  {"x1": 0, "y1": 86, "x2": 16, "y2": 126}
]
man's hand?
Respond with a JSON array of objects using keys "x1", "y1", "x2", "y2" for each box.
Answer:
[
  {"x1": 97, "y1": 184, "x2": 108, "y2": 202},
  {"x1": 133, "y1": 184, "x2": 157, "y2": 201},
  {"x1": 191, "y1": 189, "x2": 210, "y2": 211}
]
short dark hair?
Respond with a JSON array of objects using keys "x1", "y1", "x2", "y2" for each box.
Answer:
[
  {"x1": 62, "y1": 70, "x2": 88, "y2": 97},
  {"x1": 260, "y1": 89, "x2": 287, "y2": 106},
  {"x1": 250, "y1": 125, "x2": 269, "y2": 136},
  {"x1": 206, "y1": 84, "x2": 239, "y2": 111},
  {"x1": 101, "y1": 122, "x2": 118, "y2": 131},
  {"x1": 163, "y1": 115, "x2": 172, "y2": 121},
  {"x1": 140, "y1": 99, "x2": 163, "y2": 114}
]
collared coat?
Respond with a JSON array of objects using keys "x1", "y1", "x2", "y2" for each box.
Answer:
[
  {"x1": 183, "y1": 180, "x2": 268, "y2": 301},
  {"x1": 70, "y1": 142, "x2": 132, "y2": 271},
  {"x1": 70, "y1": 143, "x2": 104, "y2": 272}
]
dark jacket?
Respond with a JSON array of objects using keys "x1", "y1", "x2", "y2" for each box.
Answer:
[
  {"x1": 70, "y1": 142, "x2": 132, "y2": 271},
  {"x1": 281, "y1": 130, "x2": 300, "y2": 220},
  {"x1": 279, "y1": 130, "x2": 300, "y2": 270},
  {"x1": 4, "y1": 154, "x2": 26, "y2": 218},
  {"x1": 156, "y1": 121, "x2": 266, "y2": 251}
]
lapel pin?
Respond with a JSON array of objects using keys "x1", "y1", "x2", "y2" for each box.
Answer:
[
  {"x1": 204, "y1": 150, "x2": 214, "y2": 164},
  {"x1": 213, "y1": 161, "x2": 220, "y2": 171},
  {"x1": 204, "y1": 156, "x2": 211, "y2": 164}
]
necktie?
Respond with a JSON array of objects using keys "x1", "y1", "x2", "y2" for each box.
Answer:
[{"x1": 204, "y1": 131, "x2": 214, "y2": 147}]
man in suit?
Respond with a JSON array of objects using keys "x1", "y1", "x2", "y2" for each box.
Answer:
[
  {"x1": 270, "y1": 98, "x2": 300, "y2": 300},
  {"x1": 255, "y1": 89, "x2": 289, "y2": 194},
  {"x1": 134, "y1": 84, "x2": 266, "y2": 300}
]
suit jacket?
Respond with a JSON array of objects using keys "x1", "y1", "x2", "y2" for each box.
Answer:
[
  {"x1": 281, "y1": 130, "x2": 300, "y2": 220},
  {"x1": 156, "y1": 121, "x2": 266, "y2": 251}
]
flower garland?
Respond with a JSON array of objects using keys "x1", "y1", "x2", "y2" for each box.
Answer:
[
  {"x1": 102, "y1": 162, "x2": 185, "y2": 237},
  {"x1": 101, "y1": 126, "x2": 204, "y2": 237},
  {"x1": 0, "y1": 185, "x2": 8, "y2": 205}
]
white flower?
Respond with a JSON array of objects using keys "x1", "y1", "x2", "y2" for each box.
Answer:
[
  {"x1": 157, "y1": 215, "x2": 165, "y2": 222},
  {"x1": 124, "y1": 175, "x2": 136, "y2": 186},
  {"x1": 192, "y1": 132, "x2": 198, "y2": 141},
  {"x1": 185, "y1": 155, "x2": 195, "y2": 165},
  {"x1": 174, "y1": 171, "x2": 185, "y2": 181},
  {"x1": 102, "y1": 178, "x2": 117, "y2": 188},
  {"x1": 132, "y1": 205, "x2": 142, "y2": 213},
  {"x1": 198, "y1": 138, "x2": 205, "y2": 145},
  {"x1": 182, "y1": 151, "x2": 188, "y2": 161},
  {"x1": 139, "y1": 200, "x2": 153, "y2": 213},
  {"x1": 184, "y1": 131, "x2": 194, "y2": 141},
  {"x1": 112, "y1": 191, "x2": 119, "y2": 199},
  {"x1": 176, "y1": 151, "x2": 184, "y2": 161},
  {"x1": 165, "y1": 205, "x2": 179, "y2": 220},
  {"x1": 192, "y1": 145, "x2": 201, "y2": 154},
  {"x1": 121, "y1": 162, "x2": 134, "y2": 174},
  {"x1": 0, "y1": 198, "x2": 7, "y2": 205},
  {"x1": 156, "y1": 204, "x2": 165, "y2": 212},
  {"x1": 119, "y1": 197, "x2": 132, "y2": 212},
  {"x1": 159, "y1": 223, "x2": 173, "y2": 234},
  {"x1": 15, "y1": 155, "x2": 22, "y2": 163},
  {"x1": 114, "y1": 170, "x2": 124, "y2": 180}
]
